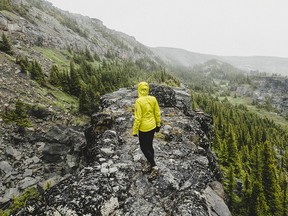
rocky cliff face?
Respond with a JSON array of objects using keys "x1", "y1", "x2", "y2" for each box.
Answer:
[
  {"x1": 1, "y1": 85, "x2": 231, "y2": 216},
  {"x1": 253, "y1": 77, "x2": 288, "y2": 115},
  {"x1": 236, "y1": 76, "x2": 288, "y2": 116}
]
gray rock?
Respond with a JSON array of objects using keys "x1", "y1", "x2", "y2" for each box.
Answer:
[
  {"x1": 18, "y1": 177, "x2": 38, "y2": 190},
  {"x1": 204, "y1": 185, "x2": 232, "y2": 216},
  {"x1": 23, "y1": 169, "x2": 33, "y2": 177},
  {"x1": 5, "y1": 146, "x2": 22, "y2": 160},
  {"x1": 0, "y1": 161, "x2": 13, "y2": 174},
  {"x1": 0, "y1": 188, "x2": 19, "y2": 204},
  {"x1": 101, "y1": 196, "x2": 119, "y2": 216}
]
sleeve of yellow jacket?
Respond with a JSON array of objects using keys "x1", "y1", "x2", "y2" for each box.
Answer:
[
  {"x1": 154, "y1": 99, "x2": 161, "y2": 127},
  {"x1": 132, "y1": 100, "x2": 142, "y2": 136}
]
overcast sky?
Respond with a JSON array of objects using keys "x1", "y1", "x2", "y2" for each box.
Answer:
[{"x1": 46, "y1": 0, "x2": 288, "y2": 58}]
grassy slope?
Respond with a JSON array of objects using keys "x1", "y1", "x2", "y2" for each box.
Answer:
[{"x1": 219, "y1": 95, "x2": 288, "y2": 131}]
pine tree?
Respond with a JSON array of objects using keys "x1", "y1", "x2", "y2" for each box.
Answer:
[
  {"x1": 69, "y1": 61, "x2": 81, "y2": 97},
  {"x1": 226, "y1": 124, "x2": 242, "y2": 176},
  {"x1": 85, "y1": 47, "x2": 94, "y2": 62},
  {"x1": 0, "y1": 32, "x2": 13, "y2": 55},
  {"x1": 249, "y1": 181, "x2": 270, "y2": 216},
  {"x1": 49, "y1": 65, "x2": 61, "y2": 87},
  {"x1": 14, "y1": 100, "x2": 32, "y2": 128},
  {"x1": 279, "y1": 174, "x2": 288, "y2": 216},
  {"x1": 225, "y1": 165, "x2": 238, "y2": 209},
  {"x1": 79, "y1": 86, "x2": 90, "y2": 115},
  {"x1": 30, "y1": 60, "x2": 45, "y2": 86},
  {"x1": 58, "y1": 69, "x2": 70, "y2": 93},
  {"x1": 262, "y1": 141, "x2": 283, "y2": 216},
  {"x1": 16, "y1": 55, "x2": 30, "y2": 74}
]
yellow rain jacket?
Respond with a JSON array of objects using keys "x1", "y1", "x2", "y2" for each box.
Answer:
[{"x1": 132, "y1": 82, "x2": 161, "y2": 135}]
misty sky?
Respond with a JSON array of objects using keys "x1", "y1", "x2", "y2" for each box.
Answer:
[{"x1": 46, "y1": 0, "x2": 288, "y2": 58}]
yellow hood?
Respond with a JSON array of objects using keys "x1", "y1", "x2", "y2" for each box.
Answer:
[{"x1": 138, "y1": 82, "x2": 149, "y2": 97}]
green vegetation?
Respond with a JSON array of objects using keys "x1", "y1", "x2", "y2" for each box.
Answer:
[
  {"x1": 0, "y1": 0, "x2": 12, "y2": 11},
  {"x1": 16, "y1": 56, "x2": 46, "y2": 86},
  {"x1": 219, "y1": 96, "x2": 288, "y2": 130},
  {"x1": 30, "y1": 60, "x2": 46, "y2": 86},
  {"x1": 0, "y1": 32, "x2": 13, "y2": 55},
  {"x1": 0, "y1": 187, "x2": 41, "y2": 216},
  {"x1": 2, "y1": 99, "x2": 32, "y2": 128},
  {"x1": 33, "y1": 47, "x2": 70, "y2": 69},
  {"x1": 46, "y1": 50, "x2": 179, "y2": 115},
  {"x1": 193, "y1": 93, "x2": 288, "y2": 216}
]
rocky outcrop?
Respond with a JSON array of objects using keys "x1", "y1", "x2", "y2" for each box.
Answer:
[
  {"x1": 0, "y1": 124, "x2": 86, "y2": 204},
  {"x1": 8, "y1": 85, "x2": 230, "y2": 216},
  {"x1": 252, "y1": 77, "x2": 288, "y2": 116}
]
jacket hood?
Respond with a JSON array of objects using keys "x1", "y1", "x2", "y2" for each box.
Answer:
[{"x1": 137, "y1": 82, "x2": 149, "y2": 97}]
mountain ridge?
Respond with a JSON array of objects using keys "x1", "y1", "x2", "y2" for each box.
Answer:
[{"x1": 151, "y1": 47, "x2": 288, "y2": 76}]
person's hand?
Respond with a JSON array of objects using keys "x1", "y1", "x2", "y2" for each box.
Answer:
[{"x1": 155, "y1": 126, "x2": 160, "y2": 132}]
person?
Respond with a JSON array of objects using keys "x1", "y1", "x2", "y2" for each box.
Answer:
[{"x1": 132, "y1": 82, "x2": 161, "y2": 181}]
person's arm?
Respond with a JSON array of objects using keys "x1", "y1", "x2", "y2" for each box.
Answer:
[
  {"x1": 154, "y1": 99, "x2": 161, "y2": 127},
  {"x1": 132, "y1": 100, "x2": 142, "y2": 136}
]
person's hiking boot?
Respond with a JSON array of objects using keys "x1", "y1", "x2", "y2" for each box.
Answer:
[
  {"x1": 148, "y1": 166, "x2": 159, "y2": 181},
  {"x1": 142, "y1": 162, "x2": 151, "y2": 174}
]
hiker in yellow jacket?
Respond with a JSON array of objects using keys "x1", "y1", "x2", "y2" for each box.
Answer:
[{"x1": 132, "y1": 82, "x2": 161, "y2": 181}]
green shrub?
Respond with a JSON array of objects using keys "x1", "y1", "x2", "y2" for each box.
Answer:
[
  {"x1": 0, "y1": 187, "x2": 39, "y2": 216},
  {"x1": 0, "y1": 0, "x2": 12, "y2": 12},
  {"x1": 2, "y1": 100, "x2": 32, "y2": 127},
  {"x1": 0, "y1": 32, "x2": 13, "y2": 55}
]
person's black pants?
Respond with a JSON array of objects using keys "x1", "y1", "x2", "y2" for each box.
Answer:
[{"x1": 139, "y1": 129, "x2": 156, "y2": 167}]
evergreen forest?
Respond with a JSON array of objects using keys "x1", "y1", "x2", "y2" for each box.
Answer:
[{"x1": 193, "y1": 93, "x2": 288, "y2": 216}]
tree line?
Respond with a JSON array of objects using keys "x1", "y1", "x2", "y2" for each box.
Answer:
[{"x1": 193, "y1": 93, "x2": 288, "y2": 216}]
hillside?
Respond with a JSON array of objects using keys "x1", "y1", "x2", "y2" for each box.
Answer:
[
  {"x1": 152, "y1": 47, "x2": 288, "y2": 76},
  {"x1": 0, "y1": 0, "x2": 174, "y2": 126},
  {"x1": 0, "y1": 0, "x2": 159, "y2": 62}
]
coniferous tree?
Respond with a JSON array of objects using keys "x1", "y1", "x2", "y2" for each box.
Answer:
[
  {"x1": 249, "y1": 181, "x2": 270, "y2": 216},
  {"x1": 0, "y1": 32, "x2": 13, "y2": 55},
  {"x1": 16, "y1": 55, "x2": 30, "y2": 74},
  {"x1": 58, "y1": 69, "x2": 70, "y2": 93},
  {"x1": 84, "y1": 47, "x2": 94, "y2": 62},
  {"x1": 30, "y1": 60, "x2": 45, "y2": 86},
  {"x1": 79, "y1": 85, "x2": 90, "y2": 115},
  {"x1": 240, "y1": 173, "x2": 252, "y2": 215},
  {"x1": 225, "y1": 165, "x2": 239, "y2": 209},
  {"x1": 262, "y1": 141, "x2": 283, "y2": 216},
  {"x1": 14, "y1": 100, "x2": 32, "y2": 128},
  {"x1": 87, "y1": 84, "x2": 100, "y2": 114},
  {"x1": 279, "y1": 173, "x2": 288, "y2": 216},
  {"x1": 69, "y1": 61, "x2": 81, "y2": 97},
  {"x1": 49, "y1": 65, "x2": 61, "y2": 87},
  {"x1": 226, "y1": 125, "x2": 242, "y2": 176}
]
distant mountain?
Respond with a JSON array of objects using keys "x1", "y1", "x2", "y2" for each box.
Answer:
[
  {"x1": 151, "y1": 47, "x2": 288, "y2": 76},
  {"x1": 151, "y1": 47, "x2": 216, "y2": 67}
]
